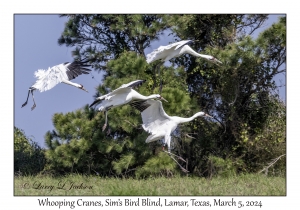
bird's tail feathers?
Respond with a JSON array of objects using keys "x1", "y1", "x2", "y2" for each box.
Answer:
[
  {"x1": 146, "y1": 48, "x2": 161, "y2": 63},
  {"x1": 145, "y1": 134, "x2": 162, "y2": 143},
  {"x1": 142, "y1": 124, "x2": 147, "y2": 131},
  {"x1": 34, "y1": 69, "x2": 47, "y2": 79},
  {"x1": 146, "y1": 58, "x2": 152, "y2": 64},
  {"x1": 146, "y1": 54, "x2": 156, "y2": 64},
  {"x1": 98, "y1": 106, "x2": 106, "y2": 111}
]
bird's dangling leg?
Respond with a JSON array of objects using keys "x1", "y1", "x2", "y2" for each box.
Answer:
[
  {"x1": 106, "y1": 123, "x2": 111, "y2": 135},
  {"x1": 105, "y1": 114, "x2": 111, "y2": 135},
  {"x1": 152, "y1": 62, "x2": 163, "y2": 94},
  {"x1": 158, "y1": 62, "x2": 163, "y2": 94},
  {"x1": 21, "y1": 88, "x2": 31, "y2": 108},
  {"x1": 168, "y1": 154, "x2": 189, "y2": 173},
  {"x1": 161, "y1": 138, "x2": 186, "y2": 162},
  {"x1": 158, "y1": 66, "x2": 162, "y2": 94},
  {"x1": 152, "y1": 63, "x2": 158, "y2": 92},
  {"x1": 102, "y1": 110, "x2": 108, "y2": 131},
  {"x1": 30, "y1": 89, "x2": 37, "y2": 111},
  {"x1": 163, "y1": 150, "x2": 186, "y2": 163}
]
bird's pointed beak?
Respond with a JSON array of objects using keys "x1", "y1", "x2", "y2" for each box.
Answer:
[
  {"x1": 160, "y1": 97, "x2": 168, "y2": 102},
  {"x1": 205, "y1": 113, "x2": 213, "y2": 118},
  {"x1": 81, "y1": 86, "x2": 88, "y2": 92},
  {"x1": 216, "y1": 59, "x2": 222, "y2": 64},
  {"x1": 214, "y1": 58, "x2": 222, "y2": 65}
]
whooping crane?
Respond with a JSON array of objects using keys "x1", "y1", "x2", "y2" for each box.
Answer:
[
  {"x1": 21, "y1": 60, "x2": 91, "y2": 110},
  {"x1": 146, "y1": 40, "x2": 222, "y2": 64},
  {"x1": 89, "y1": 80, "x2": 168, "y2": 131},
  {"x1": 131, "y1": 99, "x2": 213, "y2": 172},
  {"x1": 146, "y1": 40, "x2": 222, "y2": 93}
]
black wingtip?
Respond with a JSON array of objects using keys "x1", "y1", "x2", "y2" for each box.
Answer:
[
  {"x1": 128, "y1": 80, "x2": 146, "y2": 88},
  {"x1": 187, "y1": 40, "x2": 194, "y2": 45},
  {"x1": 89, "y1": 100, "x2": 99, "y2": 107},
  {"x1": 78, "y1": 58, "x2": 91, "y2": 64},
  {"x1": 89, "y1": 97, "x2": 104, "y2": 107},
  {"x1": 130, "y1": 100, "x2": 151, "y2": 112}
]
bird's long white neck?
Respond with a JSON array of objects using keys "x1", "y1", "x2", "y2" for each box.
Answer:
[
  {"x1": 181, "y1": 45, "x2": 209, "y2": 59},
  {"x1": 172, "y1": 112, "x2": 205, "y2": 124},
  {"x1": 132, "y1": 90, "x2": 159, "y2": 100},
  {"x1": 147, "y1": 94, "x2": 161, "y2": 100},
  {"x1": 62, "y1": 79, "x2": 81, "y2": 88}
]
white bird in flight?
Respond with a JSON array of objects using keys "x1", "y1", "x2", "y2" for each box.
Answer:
[
  {"x1": 146, "y1": 40, "x2": 222, "y2": 93},
  {"x1": 21, "y1": 60, "x2": 91, "y2": 110},
  {"x1": 89, "y1": 80, "x2": 168, "y2": 131},
  {"x1": 146, "y1": 40, "x2": 222, "y2": 64},
  {"x1": 131, "y1": 99, "x2": 213, "y2": 172}
]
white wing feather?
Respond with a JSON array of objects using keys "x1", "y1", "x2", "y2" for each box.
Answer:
[
  {"x1": 97, "y1": 88, "x2": 132, "y2": 111},
  {"x1": 90, "y1": 80, "x2": 146, "y2": 108},
  {"x1": 32, "y1": 65, "x2": 68, "y2": 92},
  {"x1": 98, "y1": 80, "x2": 144, "y2": 100},
  {"x1": 140, "y1": 100, "x2": 171, "y2": 134},
  {"x1": 119, "y1": 80, "x2": 145, "y2": 88},
  {"x1": 146, "y1": 40, "x2": 192, "y2": 63},
  {"x1": 173, "y1": 40, "x2": 193, "y2": 50}
]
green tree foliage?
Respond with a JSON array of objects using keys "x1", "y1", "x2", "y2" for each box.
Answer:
[
  {"x1": 14, "y1": 127, "x2": 46, "y2": 175},
  {"x1": 44, "y1": 51, "x2": 194, "y2": 177},
  {"x1": 44, "y1": 14, "x2": 285, "y2": 177},
  {"x1": 163, "y1": 16, "x2": 286, "y2": 176},
  {"x1": 135, "y1": 152, "x2": 178, "y2": 178},
  {"x1": 58, "y1": 14, "x2": 167, "y2": 72},
  {"x1": 165, "y1": 14, "x2": 268, "y2": 49},
  {"x1": 45, "y1": 106, "x2": 115, "y2": 175}
]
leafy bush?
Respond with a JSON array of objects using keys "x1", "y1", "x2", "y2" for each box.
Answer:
[{"x1": 14, "y1": 127, "x2": 46, "y2": 175}]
